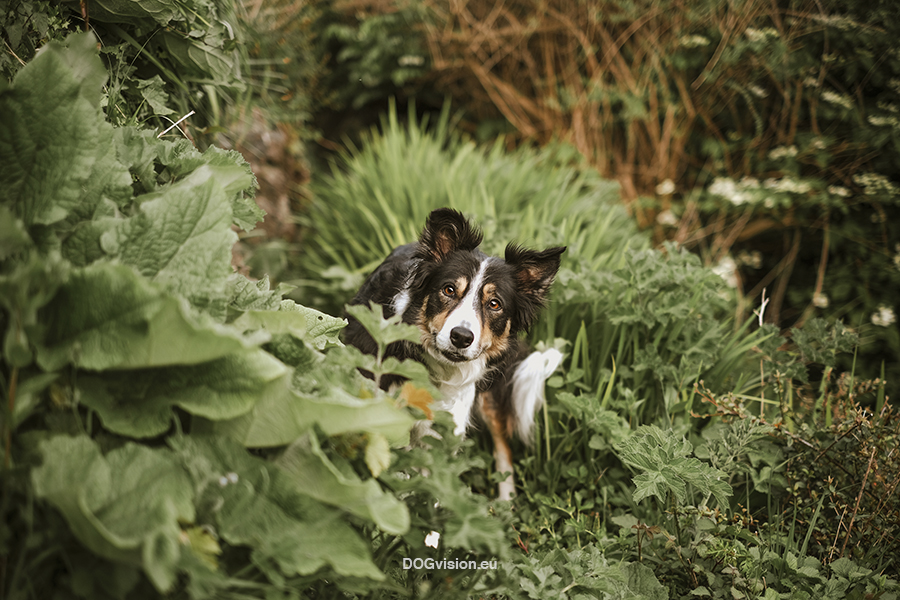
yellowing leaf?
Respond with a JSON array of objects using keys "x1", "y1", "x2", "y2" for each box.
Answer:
[
  {"x1": 364, "y1": 432, "x2": 391, "y2": 477},
  {"x1": 400, "y1": 382, "x2": 433, "y2": 419}
]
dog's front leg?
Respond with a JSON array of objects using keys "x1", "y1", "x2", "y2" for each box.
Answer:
[{"x1": 478, "y1": 391, "x2": 515, "y2": 500}]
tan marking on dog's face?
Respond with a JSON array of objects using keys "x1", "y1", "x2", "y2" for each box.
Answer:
[
  {"x1": 454, "y1": 276, "x2": 469, "y2": 298},
  {"x1": 482, "y1": 319, "x2": 511, "y2": 360},
  {"x1": 481, "y1": 282, "x2": 497, "y2": 301}
]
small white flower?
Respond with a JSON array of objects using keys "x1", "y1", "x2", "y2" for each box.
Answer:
[
  {"x1": 398, "y1": 55, "x2": 425, "y2": 67},
  {"x1": 749, "y1": 84, "x2": 769, "y2": 98},
  {"x1": 804, "y1": 77, "x2": 820, "y2": 88},
  {"x1": 737, "y1": 250, "x2": 762, "y2": 269},
  {"x1": 871, "y1": 305, "x2": 896, "y2": 327},
  {"x1": 822, "y1": 90, "x2": 853, "y2": 109},
  {"x1": 828, "y1": 185, "x2": 851, "y2": 197},
  {"x1": 226, "y1": 472, "x2": 239, "y2": 484},
  {"x1": 680, "y1": 35, "x2": 711, "y2": 48},
  {"x1": 656, "y1": 178, "x2": 676, "y2": 195},
  {"x1": 768, "y1": 145, "x2": 798, "y2": 160},
  {"x1": 425, "y1": 531, "x2": 441, "y2": 548},
  {"x1": 712, "y1": 255, "x2": 738, "y2": 288},
  {"x1": 813, "y1": 292, "x2": 829, "y2": 308},
  {"x1": 656, "y1": 209, "x2": 678, "y2": 226},
  {"x1": 810, "y1": 138, "x2": 827, "y2": 150},
  {"x1": 218, "y1": 476, "x2": 229, "y2": 487}
]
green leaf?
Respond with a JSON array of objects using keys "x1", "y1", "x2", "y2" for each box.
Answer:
[
  {"x1": 36, "y1": 263, "x2": 267, "y2": 371},
  {"x1": 0, "y1": 250, "x2": 69, "y2": 367},
  {"x1": 207, "y1": 376, "x2": 414, "y2": 448},
  {"x1": 170, "y1": 435, "x2": 384, "y2": 581},
  {"x1": 233, "y1": 299, "x2": 346, "y2": 350},
  {"x1": 277, "y1": 431, "x2": 408, "y2": 534},
  {"x1": 364, "y1": 432, "x2": 392, "y2": 477},
  {"x1": 617, "y1": 425, "x2": 733, "y2": 508},
  {"x1": 345, "y1": 302, "x2": 422, "y2": 347},
  {"x1": 0, "y1": 32, "x2": 107, "y2": 226},
  {"x1": 32, "y1": 435, "x2": 194, "y2": 591},
  {"x1": 99, "y1": 165, "x2": 243, "y2": 312},
  {"x1": 0, "y1": 205, "x2": 30, "y2": 261},
  {"x1": 78, "y1": 349, "x2": 287, "y2": 438},
  {"x1": 137, "y1": 75, "x2": 175, "y2": 115}
]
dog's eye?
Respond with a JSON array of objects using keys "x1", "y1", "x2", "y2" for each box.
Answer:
[
  {"x1": 487, "y1": 298, "x2": 502, "y2": 311},
  {"x1": 442, "y1": 284, "x2": 456, "y2": 297}
]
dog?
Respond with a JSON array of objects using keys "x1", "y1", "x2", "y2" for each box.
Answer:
[{"x1": 344, "y1": 208, "x2": 565, "y2": 500}]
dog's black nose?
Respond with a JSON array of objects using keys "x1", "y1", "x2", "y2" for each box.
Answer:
[{"x1": 449, "y1": 326, "x2": 474, "y2": 349}]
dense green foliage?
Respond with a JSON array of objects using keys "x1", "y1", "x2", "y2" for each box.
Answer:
[
  {"x1": 0, "y1": 33, "x2": 508, "y2": 599},
  {"x1": 3, "y1": 2, "x2": 899, "y2": 599}
]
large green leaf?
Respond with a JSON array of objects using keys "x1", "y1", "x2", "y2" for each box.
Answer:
[
  {"x1": 78, "y1": 350, "x2": 288, "y2": 438},
  {"x1": 170, "y1": 435, "x2": 384, "y2": 581},
  {"x1": 233, "y1": 299, "x2": 346, "y2": 350},
  {"x1": 99, "y1": 165, "x2": 246, "y2": 312},
  {"x1": 32, "y1": 436, "x2": 194, "y2": 591},
  {"x1": 36, "y1": 262, "x2": 267, "y2": 371},
  {"x1": 277, "y1": 431, "x2": 409, "y2": 535},
  {"x1": 0, "y1": 32, "x2": 107, "y2": 226},
  {"x1": 205, "y1": 376, "x2": 414, "y2": 448}
]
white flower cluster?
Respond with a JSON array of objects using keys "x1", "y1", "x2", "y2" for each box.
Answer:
[
  {"x1": 871, "y1": 305, "x2": 897, "y2": 328},
  {"x1": 680, "y1": 35, "x2": 711, "y2": 48},
  {"x1": 828, "y1": 185, "x2": 851, "y2": 197},
  {"x1": 656, "y1": 178, "x2": 676, "y2": 195},
  {"x1": 763, "y1": 177, "x2": 812, "y2": 194},
  {"x1": 745, "y1": 27, "x2": 778, "y2": 43},
  {"x1": 768, "y1": 145, "x2": 798, "y2": 160},
  {"x1": 709, "y1": 176, "x2": 760, "y2": 205},
  {"x1": 821, "y1": 90, "x2": 853, "y2": 109},
  {"x1": 398, "y1": 55, "x2": 425, "y2": 67},
  {"x1": 656, "y1": 210, "x2": 678, "y2": 226},
  {"x1": 748, "y1": 84, "x2": 769, "y2": 98},
  {"x1": 852, "y1": 172, "x2": 900, "y2": 196},
  {"x1": 736, "y1": 250, "x2": 763, "y2": 269},
  {"x1": 712, "y1": 255, "x2": 738, "y2": 288},
  {"x1": 812, "y1": 292, "x2": 829, "y2": 308}
]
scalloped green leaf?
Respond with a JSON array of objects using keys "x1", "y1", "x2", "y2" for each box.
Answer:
[
  {"x1": 36, "y1": 263, "x2": 267, "y2": 371},
  {"x1": 32, "y1": 436, "x2": 194, "y2": 591},
  {"x1": 0, "y1": 32, "x2": 108, "y2": 226},
  {"x1": 170, "y1": 435, "x2": 384, "y2": 581},
  {"x1": 78, "y1": 349, "x2": 287, "y2": 438}
]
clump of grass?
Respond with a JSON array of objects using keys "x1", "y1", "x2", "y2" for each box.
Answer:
[{"x1": 296, "y1": 101, "x2": 644, "y2": 315}]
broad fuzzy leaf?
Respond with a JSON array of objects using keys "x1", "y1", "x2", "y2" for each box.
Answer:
[
  {"x1": 233, "y1": 299, "x2": 346, "y2": 350},
  {"x1": 0, "y1": 32, "x2": 107, "y2": 226},
  {"x1": 36, "y1": 262, "x2": 267, "y2": 371},
  {"x1": 32, "y1": 436, "x2": 194, "y2": 591},
  {"x1": 78, "y1": 350, "x2": 288, "y2": 438},
  {"x1": 207, "y1": 376, "x2": 414, "y2": 448},
  {"x1": 170, "y1": 435, "x2": 384, "y2": 581},
  {"x1": 99, "y1": 165, "x2": 243, "y2": 313},
  {"x1": 277, "y1": 431, "x2": 409, "y2": 534}
]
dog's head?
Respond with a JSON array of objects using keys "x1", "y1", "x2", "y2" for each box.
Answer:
[{"x1": 410, "y1": 208, "x2": 565, "y2": 364}]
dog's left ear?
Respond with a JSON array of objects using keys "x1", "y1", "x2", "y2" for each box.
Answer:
[
  {"x1": 418, "y1": 208, "x2": 483, "y2": 262},
  {"x1": 505, "y1": 244, "x2": 566, "y2": 329}
]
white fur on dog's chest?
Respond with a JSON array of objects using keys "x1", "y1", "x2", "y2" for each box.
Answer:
[{"x1": 424, "y1": 352, "x2": 487, "y2": 437}]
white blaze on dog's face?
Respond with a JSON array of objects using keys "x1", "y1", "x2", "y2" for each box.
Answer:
[{"x1": 432, "y1": 259, "x2": 491, "y2": 362}]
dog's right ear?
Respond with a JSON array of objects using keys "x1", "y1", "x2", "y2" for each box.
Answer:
[{"x1": 417, "y1": 208, "x2": 483, "y2": 262}]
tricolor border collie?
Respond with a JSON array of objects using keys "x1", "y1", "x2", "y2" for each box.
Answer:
[{"x1": 344, "y1": 208, "x2": 565, "y2": 500}]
